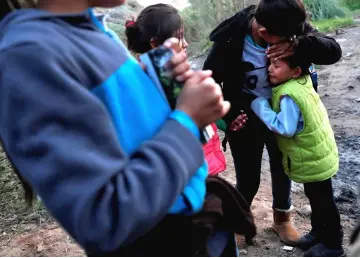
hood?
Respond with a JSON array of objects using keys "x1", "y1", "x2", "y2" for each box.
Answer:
[{"x1": 209, "y1": 5, "x2": 256, "y2": 43}]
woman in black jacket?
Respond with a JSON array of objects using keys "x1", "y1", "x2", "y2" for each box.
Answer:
[{"x1": 204, "y1": 0, "x2": 342, "y2": 253}]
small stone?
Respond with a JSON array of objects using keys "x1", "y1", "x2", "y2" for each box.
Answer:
[
  {"x1": 300, "y1": 204, "x2": 312, "y2": 217},
  {"x1": 356, "y1": 76, "x2": 360, "y2": 81},
  {"x1": 265, "y1": 245, "x2": 271, "y2": 250},
  {"x1": 356, "y1": 98, "x2": 360, "y2": 102},
  {"x1": 239, "y1": 249, "x2": 248, "y2": 255},
  {"x1": 283, "y1": 246, "x2": 294, "y2": 252},
  {"x1": 336, "y1": 38, "x2": 347, "y2": 43},
  {"x1": 336, "y1": 29, "x2": 345, "y2": 35},
  {"x1": 348, "y1": 85, "x2": 355, "y2": 90},
  {"x1": 37, "y1": 244, "x2": 44, "y2": 252}
]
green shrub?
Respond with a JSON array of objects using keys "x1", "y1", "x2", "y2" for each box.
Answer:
[
  {"x1": 108, "y1": 23, "x2": 126, "y2": 42},
  {"x1": 312, "y1": 16, "x2": 354, "y2": 32},
  {"x1": 304, "y1": 0, "x2": 347, "y2": 20},
  {"x1": 95, "y1": 0, "x2": 142, "y2": 42},
  {"x1": 341, "y1": 0, "x2": 360, "y2": 10},
  {"x1": 181, "y1": 0, "x2": 242, "y2": 56}
]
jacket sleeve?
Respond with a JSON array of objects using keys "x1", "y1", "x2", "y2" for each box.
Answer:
[
  {"x1": 203, "y1": 41, "x2": 241, "y2": 125},
  {"x1": 203, "y1": 42, "x2": 226, "y2": 85},
  {"x1": 297, "y1": 23, "x2": 342, "y2": 65},
  {"x1": 0, "y1": 43, "x2": 204, "y2": 253},
  {"x1": 251, "y1": 96, "x2": 301, "y2": 138}
]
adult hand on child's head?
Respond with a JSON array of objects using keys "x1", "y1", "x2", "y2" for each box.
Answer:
[
  {"x1": 266, "y1": 39, "x2": 296, "y2": 60},
  {"x1": 164, "y1": 38, "x2": 193, "y2": 82},
  {"x1": 229, "y1": 113, "x2": 248, "y2": 131},
  {"x1": 176, "y1": 70, "x2": 231, "y2": 129}
]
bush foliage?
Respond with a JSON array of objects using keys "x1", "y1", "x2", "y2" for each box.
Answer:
[
  {"x1": 304, "y1": 0, "x2": 347, "y2": 21},
  {"x1": 182, "y1": 0, "x2": 252, "y2": 55},
  {"x1": 341, "y1": 0, "x2": 360, "y2": 10},
  {"x1": 100, "y1": 0, "x2": 356, "y2": 54}
]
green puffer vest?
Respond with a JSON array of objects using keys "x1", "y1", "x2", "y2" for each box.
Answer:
[{"x1": 272, "y1": 75, "x2": 339, "y2": 183}]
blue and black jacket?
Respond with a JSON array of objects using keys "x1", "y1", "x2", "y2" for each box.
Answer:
[{"x1": 0, "y1": 8, "x2": 207, "y2": 254}]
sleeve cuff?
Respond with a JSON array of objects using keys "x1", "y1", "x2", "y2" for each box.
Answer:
[{"x1": 170, "y1": 110, "x2": 200, "y2": 139}]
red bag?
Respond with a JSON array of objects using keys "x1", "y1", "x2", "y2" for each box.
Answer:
[{"x1": 203, "y1": 123, "x2": 226, "y2": 175}]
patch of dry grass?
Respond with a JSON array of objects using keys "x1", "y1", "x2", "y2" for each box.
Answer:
[{"x1": 0, "y1": 145, "x2": 51, "y2": 240}]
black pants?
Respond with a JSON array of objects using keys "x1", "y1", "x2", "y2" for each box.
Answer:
[
  {"x1": 227, "y1": 92, "x2": 291, "y2": 210},
  {"x1": 304, "y1": 178, "x2": 343, "y2": 249}
]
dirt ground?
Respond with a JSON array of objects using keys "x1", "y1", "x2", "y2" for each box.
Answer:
[{"x1": 0, "y1": 18, "x2": 360, "y2": 257}]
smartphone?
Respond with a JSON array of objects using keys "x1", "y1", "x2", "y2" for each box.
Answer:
[{"x1": 140, "y1": 46, "x2": 214, "y2": 144}]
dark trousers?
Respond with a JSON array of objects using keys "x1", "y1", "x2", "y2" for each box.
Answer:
[
  {"x1": 226, "y1": 93, "x2": 291, "y2": 210},
  {"x1": 304, "y1": 178, "x2": 343, "y2": 248}
]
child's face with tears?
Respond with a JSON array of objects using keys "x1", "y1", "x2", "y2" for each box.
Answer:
[{"x1": 268, "y1": 59, "x2": 302, "y2": 85}]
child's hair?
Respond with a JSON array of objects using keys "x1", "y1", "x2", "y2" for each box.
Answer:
[
  {"x1": 255, "y1": 0, "x2": 307, "y2": 38},
  {"x1": 286, "y1": 52, "x2": 311, "y2": 77},
  {"x1": 125, "y1": 4, "x2": 182, "y2": 54}
]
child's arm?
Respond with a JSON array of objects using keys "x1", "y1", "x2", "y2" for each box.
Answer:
[{"x1": 251, "y1": 96, "x2": 301, "y2": 137}]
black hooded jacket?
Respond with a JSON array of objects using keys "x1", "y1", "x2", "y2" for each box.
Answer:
[{"x1": 203, "y1": 6, "x2": 342, "y2": 125}]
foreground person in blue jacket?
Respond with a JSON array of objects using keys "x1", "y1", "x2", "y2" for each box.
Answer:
[{"x1": 0, "y1": 0, "x2": 232, "y2": 256}]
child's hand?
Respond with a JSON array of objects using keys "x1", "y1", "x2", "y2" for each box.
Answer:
[
  {"x1": 163, "y1": 38, "x2": 193, "y2": 82},
  {"x1": 229, "y1": 113, "x2": 248, "y2": 131},
  {"x1": 176, "y1": 70, "x2": 230, "y2": 129}
]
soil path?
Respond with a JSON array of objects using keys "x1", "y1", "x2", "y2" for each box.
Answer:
[{"x1": 1, "y1": 19, "x2": 360, "y2": 257}]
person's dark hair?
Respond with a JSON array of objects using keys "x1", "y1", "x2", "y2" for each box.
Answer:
[
  {"x1": 255, "y1": 0, "x2": 307, "y2": 38},
  {"x1": 125, "y1": 4, "x2": 182, "y2": 54},
  {"x1": 1, "y1": 0, "x2": 37, "y2": 206}
]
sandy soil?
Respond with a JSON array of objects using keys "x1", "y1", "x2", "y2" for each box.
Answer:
[{"x1": 0, "y1": 18, "x2": 359, "y2": 257}]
